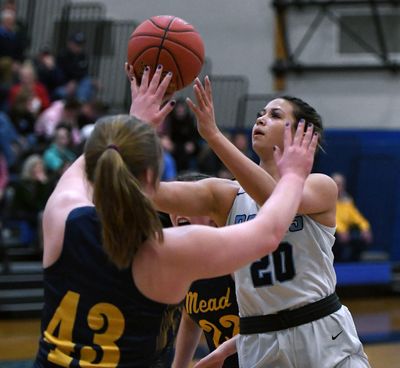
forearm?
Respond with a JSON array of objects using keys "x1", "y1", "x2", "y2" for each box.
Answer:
[
  {"x1": 207, "y1": 131, "x2": 275, "y2": 205},
  {"x1": 172, "y1": 313, "x2": 203, "y2": 368},
  {"x1": 257, "y1": 173, "x2": 305, "y2": 242}
]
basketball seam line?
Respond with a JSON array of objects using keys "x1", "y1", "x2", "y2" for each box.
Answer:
[
  {"x1": 158, "y1": 17, "x2": 184, "y2": 88},
  {"x1": 148, "y1": 18, "x2": 195, "y2": 33},
  {"x1": 129, "y1": 34, "x2": 204, "y2": 63}
]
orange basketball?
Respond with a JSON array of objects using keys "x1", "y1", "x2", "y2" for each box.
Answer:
[{"x1": 127, "y1": 15, "x2": 205, "y2": 95}]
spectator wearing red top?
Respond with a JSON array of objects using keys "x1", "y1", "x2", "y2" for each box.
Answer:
[{"x1": 8, "y1": 60, "x2": 50, "y2": 136}]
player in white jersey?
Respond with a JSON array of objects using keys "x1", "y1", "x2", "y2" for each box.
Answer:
[
  {"x1": 125, "y1": 66, "x2": 370, "y2": 367},
  {"x1": 185, "y1": 78, "x2": 370, "y2": 368}
]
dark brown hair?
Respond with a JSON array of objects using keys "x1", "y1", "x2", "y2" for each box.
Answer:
[{"x1": 280, "y1": 95, "x2": 324, "y2": 152}]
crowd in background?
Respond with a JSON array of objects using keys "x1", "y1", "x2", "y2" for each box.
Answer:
[
  {"x1": 0, "y1": 0, "x2": 256, "y2": 251},
  {"x1": 0, "y1": 1, "x2": 373, "y2": 263}
]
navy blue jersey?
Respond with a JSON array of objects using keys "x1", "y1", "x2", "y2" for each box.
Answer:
[
  {"x1": 186, "y1": 275, "x2": 239, "y2": 368},
  {"x1": 34, "y1": 206, "x2": 176, "y2": 368}
]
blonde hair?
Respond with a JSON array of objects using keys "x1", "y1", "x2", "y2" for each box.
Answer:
[
  {"x1": 21, "y1": 154, "x2": 43, "y2": 180},
  {"x1": 84, "y1": 115, "x2": 164, "y2": 268}
]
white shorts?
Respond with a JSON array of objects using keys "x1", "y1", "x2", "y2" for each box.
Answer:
[{"x1": 236, "y1": 305, "x2": 370, "y2": 368}]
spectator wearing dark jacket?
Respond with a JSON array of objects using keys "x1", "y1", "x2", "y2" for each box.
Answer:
[{"x1": 55, "y1": 32, "x2": 97, "y2": 103}]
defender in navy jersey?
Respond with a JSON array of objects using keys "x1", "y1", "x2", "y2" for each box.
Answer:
[
  {"x1": 169, "y1": 174, "x2": 239, "y2": 368},
  {"x1": 154, "y1": 77, "x2": 370, "y2": 367},
  {"x1": 33, "y1": 65, "x2": 317, "y2": 367},
  {"x1": 34, "y1": 206, "x2": 175, "y2": 368}
]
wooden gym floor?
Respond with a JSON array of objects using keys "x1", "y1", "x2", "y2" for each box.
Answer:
[{"x1": 1, "y1": 296, "x2": 399, "y2": 367}]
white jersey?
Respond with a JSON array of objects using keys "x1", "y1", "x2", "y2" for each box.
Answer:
[
  {"x1": 227, "y1": 187, "x2": 370, "y2": 368},
  {"x1": 226, "y1": 187, "x2": 336, "y2": 316}
]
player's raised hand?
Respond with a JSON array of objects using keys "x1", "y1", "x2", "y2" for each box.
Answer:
[
  {"x1": 125, "y1": 62, "x2": 175, "y2": 128},
  {"x1": 186, "y1": 76, "x2": 220, "y2": 141},
  {"x1": 273, "y1": 120, "x2": 318, "y2": 180}
]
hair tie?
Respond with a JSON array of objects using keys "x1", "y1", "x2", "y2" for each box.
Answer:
[{"x1": 107, "y1": 144, "x2": 120, "y2": 153}]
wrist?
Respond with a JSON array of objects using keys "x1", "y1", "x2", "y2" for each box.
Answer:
[
  {"x1": 205, "y1": 129, "x2": 225, "y2": 147},
  {"x1": 280, "y1": 172, "x2": 307, "y2": 186}
]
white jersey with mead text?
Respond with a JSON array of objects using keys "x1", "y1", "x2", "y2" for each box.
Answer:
[{"x1": 226, "y1": 186, "x2": 337, "y2": 317}]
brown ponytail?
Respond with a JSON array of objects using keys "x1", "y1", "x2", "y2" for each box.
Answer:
[{"x1": 84, "y1": 115, "x2": 163, "y2": 269}]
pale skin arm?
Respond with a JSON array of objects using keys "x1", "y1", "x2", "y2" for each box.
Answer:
[
  {"x1": 171, "y1": 310, "x2": 203, "y2": 368},
  {"x1": 187, "y1": 76, "x2": 275, "y2": 207},
  {"x1": 154, "y1": 178, "x2": 238, "y2": 227},
  {"x1": 42, "y1": 156, "x2": 92, "y2": 267},
  {"x1": 126, "y1": 63, "x2": 238, "y2": 226},
  {"x1": 134, "y1": 121, "x2": 319, "y2": 304},
  {"x1": 187, "y1": 77, "x2": 337, "y2": 218},
  {"x1": 193, "y1": 335, "x2": 238, "y2": 368}
]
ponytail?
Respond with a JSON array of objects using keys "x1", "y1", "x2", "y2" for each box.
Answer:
[{"x1": 85, "y1": 115, "x2": 163, "y2": 269}]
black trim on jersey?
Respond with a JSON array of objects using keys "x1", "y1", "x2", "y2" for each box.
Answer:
[{"x1": 240, "y1": 293, "x2": 341, "y2": 334}]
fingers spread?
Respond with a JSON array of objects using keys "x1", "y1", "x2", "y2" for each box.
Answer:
[
  {"x1": 283, "y1": 122, "x2": 292, "y2": 149},
  {"x1": 148, "y1": 64, "x2": 163, "y2": 94},
  {"x1": 293, "y1": 119, "x2": 305, "y2": 146},
  {"x1": 139, "y1": 66, "x2": 150, "y2": 92},
  {"x1": 158, "y1": 100, "x2": 176, "y2": 123},
  {"x1": 302, "y1": 123, "x2": 314, "y2": 148},
  {"x1": 204, "y1": 75, "x2": 212, "y2": 100},
  {"x1": 193, "y1": 83, "x2": 207, "y2": 109},
  {"x1": 186, "y1": 97, "x2": 198, "y2": 114},
  {"x1": 309, "y1": 132, "x2": 319, "y2": 155},
  {"x1": 156, "y1": 71, "x2": 173, "y2": 100}
]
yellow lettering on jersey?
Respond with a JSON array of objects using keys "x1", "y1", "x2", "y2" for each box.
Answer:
[
  {"x1": 186, "y1": 288, "x2": 232, "y2": 314},
  {"x1": 199, "y1": 314, "x2": 239, "y2": 348},
  {"x1": 199, "y1": 320, "x2": 222, "y2": 348},
  {"x1": 220, "y1": 315, "x2": 240, "y2": 338},
  {"x1": 43, "y1": 291, "x2": 125, "y2": 367},
  {"x1": 43, "y1": 291, "x2": 79, "y2": 366},
  {"x1": 79, "y1": 303, "x2": 125, "y2": 367}
]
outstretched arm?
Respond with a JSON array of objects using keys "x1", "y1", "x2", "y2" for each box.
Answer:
[
  {"x1": 147, "y1": 121, "x2": 319, "y2": 304},
  {"x1": 187, "y1": 78, "x2": 337, "y2": 218},
  {"x1": 126, "y1": 63, "x2": 239, "y2": 226},
  {"x1": 187, "y1": 76, "x2": 276, "y2": 206}
]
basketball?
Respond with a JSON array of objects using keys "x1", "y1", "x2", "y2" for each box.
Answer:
[{"x1": 127, "y1": 15, "x2": 205, "y2": 95}]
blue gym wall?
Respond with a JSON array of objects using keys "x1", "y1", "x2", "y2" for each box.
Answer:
[{"x1": 314, "y1": 130, "x2": 400, "y2": 262}]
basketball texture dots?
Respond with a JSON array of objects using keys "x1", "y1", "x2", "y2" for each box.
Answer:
[{"x1": 127, "y1": 15, "x2": 205, "y2": 94}]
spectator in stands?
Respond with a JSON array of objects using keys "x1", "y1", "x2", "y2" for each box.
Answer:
[
  {"x1": 197, "y1": 130, "x2": 233, "y2": 179},
  {"x1": 43, "y1": 123, "x2": 76, "y2": 178},
  {"x1": 0, "y1": 6, "x2": 28, "y2": 110},
  {"x1": 162, "y1": 97, "x2": 200, "y2": 173},
  {"x1": 0, "y1": 111, "x2": 21, "y2": 168},
  {"x1": 35, "y1": 97, "x2": 82, "y2": 146},
  {"x1": 159, "y1": 134, "x2": 177, "y2": 181},
  {"x1": 55, "y1": 31, "x2": 98, "y2": 103},
  {"x1": 0, "y1": 153, "x2": 8, "y2": 202},
  {"x1": 10, "y1": 154, "x2": 54, "y2": 248},
  {"x1": 332, "y1": 172, "x2": 373, "y2": 262},
  {"x1": 8, "y1": 60, "x2": 50, "y2": 137},
  {"x1": 232, "y1": 130, "x2": 254, "y2": 160},
  {"x1": 0, "y1": 6, "x2": 26, "y2": 66},
  {"x1": 77, "y1": 99, "x2": 108, "y2": 129},
  {"x1": 34, "y1": 46, "x2": 64, "y2": 101}
]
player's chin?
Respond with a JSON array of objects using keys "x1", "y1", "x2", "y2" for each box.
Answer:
[{"x1": 252, "y1": 134, "x2": 264, "y2": 146}]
